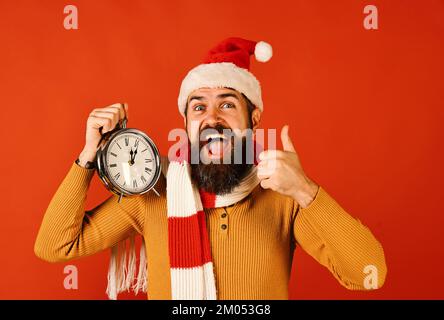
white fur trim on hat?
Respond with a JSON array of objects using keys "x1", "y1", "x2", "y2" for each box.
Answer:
[{"x1": 178, "y1": 62, "x2": 263, "y2": 117}]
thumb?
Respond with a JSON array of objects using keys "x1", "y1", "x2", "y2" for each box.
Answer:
[{"x1": 281, "y1": 125, "x2": 296, "y2": 152}]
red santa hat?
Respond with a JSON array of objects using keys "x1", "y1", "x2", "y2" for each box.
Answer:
[{"x1": 178, "y1": 37, "x2": 273, "y2": 116}]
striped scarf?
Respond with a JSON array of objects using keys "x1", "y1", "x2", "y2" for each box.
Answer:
[
  {"x1": 106, "y1": 153, "x2": 260, "y2": 300},
  {"x1": 165, "y1": 157, "x2": 260, "y2": 299}
]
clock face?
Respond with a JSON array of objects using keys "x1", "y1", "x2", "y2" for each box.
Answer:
[{"x1": 104, "y1": 132, "x2": 158, "y2": 194}]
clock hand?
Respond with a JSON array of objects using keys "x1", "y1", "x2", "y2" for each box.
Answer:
[{"x1": 129, "y1": 148, "x2": 134, "y2": 165}]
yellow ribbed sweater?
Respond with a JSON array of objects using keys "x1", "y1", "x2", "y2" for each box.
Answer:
[{"x1": 34, "y1": 162, "x2": 387, "y2": 299}]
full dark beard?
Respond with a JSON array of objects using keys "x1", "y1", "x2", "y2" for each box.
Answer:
[{"x1": 190, "y1": 135, "x2": 253, "y2": 195}]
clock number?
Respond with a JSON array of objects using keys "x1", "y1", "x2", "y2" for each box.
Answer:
[
  {"x1": 109, "y1": 164, "x2": 117, "y2": 168},
  {"x1": 133, "y1": 179, "x2": 138, "y2": 188},
  {"x1": 110, "y1": 152, "x2": 117, "y2": 157},
  {"x1": 145, "y1": 167, "x2": 152, "y2": 175},
  {"x1": 141, "y1": 148, "x2": 148, "y2": 152},
  {"x1": 125, "y1": 137, "x2": 129, "y2": 146},
  {"x1": 116, "y1": 142, "x2": 122, "y2": 149},
  {"x1": 114, "y1": 173, "x2": 120, "y2": 180},
  {"x1": 141, "y1": 176, "x2": 147, "y2": 184},
  {"x1": 134, "y1": 139, "x2": 139, "y2": 148},
  {"x1": 145, "y1": 159, "x2": 153, "y2": 163}
]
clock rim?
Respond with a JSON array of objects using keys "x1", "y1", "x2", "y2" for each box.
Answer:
[{"x1": 96, "y1": 128, "x2": 161, "y2": 197}]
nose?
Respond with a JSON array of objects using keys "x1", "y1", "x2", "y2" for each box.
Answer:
[{"x1": 203, "y1": 105, "x2": 222, "y2": 127}]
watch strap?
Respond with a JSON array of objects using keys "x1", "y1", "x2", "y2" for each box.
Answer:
[{"x1": 75, "y1": 158, "x2": 96, "y2": 169}]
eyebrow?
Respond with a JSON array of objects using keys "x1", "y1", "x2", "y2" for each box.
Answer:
[
  {"x1": 216, "y1": 93, "x2": 240, "y2": 101},
  {"x1": 188, "y1": 95, "x2": 206, "y2": 104},
  {"x1": 188, "y1": 92, "x2": 240, "y2": 105}
]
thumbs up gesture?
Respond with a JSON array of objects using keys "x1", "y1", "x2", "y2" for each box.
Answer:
[{"x1": 257, "y1": 125, "x2": 319, "y2": 208}]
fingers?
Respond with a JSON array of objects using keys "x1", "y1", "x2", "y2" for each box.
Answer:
[
  {"x1": 281, "y1": 125, "x2": 296, "y2": 152},
  {"x1": 89, "y1": 103, "x2": 128, "y2": 134},
  {"x1": 93, "y1": 103, "x2": 127, "y2": 118},
  {"x1": 89, "y1": 112, "x2": 118, "y2": 134},
  {"x1": 257, "y1": 158, "x2": 277, "y2": 178},
  {"x1": 105, "y1": 102, "x2": 128, "y2": 121},
  {"x1": 115, "y1": 102, "x2": 128, "y2": 120},
  {"x1": 87, "y1": 115, "x2": 115, "y2": 134},
  {"x1": 257, "y1": 169, "x2": 271, "y2": 180},
  {"x1": 91, "y1": 110, "x2": 117, "y2": 123},
  {"x1": 260, "y1": 178, "x2": 273, "y2": 190},
  {"x1": 258, "y1": 149, "x2": 286, "y2": 161},
  {"x1": 92, "y1": 103, "x2": 127, "y2": 121},
  {"x1": 257, "y1": 158, "x2": 277, "y2": 192}
]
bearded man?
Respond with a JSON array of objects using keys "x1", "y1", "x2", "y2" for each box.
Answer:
[{"x1": 35, "y1": 37, "x2": 387, "y2": 300}]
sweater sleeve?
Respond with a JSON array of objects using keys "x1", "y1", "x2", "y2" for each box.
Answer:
[
  {"x1": 34, "y1": 162, "x2": 146, "y2": 263},
  {"x1": 293, "y1": 186, "x2": 387, "y2": 290}
]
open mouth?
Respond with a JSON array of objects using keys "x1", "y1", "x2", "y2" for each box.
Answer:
[{"x1": 204, "y1": 133, "x2": 231, "y2": 158}]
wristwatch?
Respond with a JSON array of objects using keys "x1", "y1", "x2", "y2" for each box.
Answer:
[{"x1": 75, "y1": 158, "x2": 96, "y2": 169}]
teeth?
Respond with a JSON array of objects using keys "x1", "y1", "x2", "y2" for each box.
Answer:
[{"x1": 206, "y1": 133, "x2": 226, "y2": 142}]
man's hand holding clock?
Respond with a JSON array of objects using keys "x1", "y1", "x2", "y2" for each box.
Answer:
[
  {"x1": 77, "y1": 102, "x2": 161, "y2": 201},
  {"x1": 78, "y1": 103, "x2": 128, "y2": 168}
]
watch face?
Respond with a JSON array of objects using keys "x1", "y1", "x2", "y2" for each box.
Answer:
[{"x1": 104, "y1": 131, "x2": 159, "y2": 194}]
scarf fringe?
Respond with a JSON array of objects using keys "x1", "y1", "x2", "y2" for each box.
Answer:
[
  {"x1": 133, "y1": 237, "x2": 147, "y2": 294},
  {"x1": 125, "y1": 236, "x2": 136, "y2": 290},
  {"x1": 106, "y1": 245, "x2": 118, "y2": 300},
  {"x1": 106, "y1": 235, "x2": 147, "y2": 300}
]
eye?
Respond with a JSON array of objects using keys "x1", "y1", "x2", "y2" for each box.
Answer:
[
  {"x1": 193, "y1": 104, "x2": 205, "y2": 111},
  {"x1": 221, "y1": 102, "x2": 234, "y2": 109}
]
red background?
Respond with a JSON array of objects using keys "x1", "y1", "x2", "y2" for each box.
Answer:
[{"x1": 0, "y1": 0, "x2": 443, "y2": 299}]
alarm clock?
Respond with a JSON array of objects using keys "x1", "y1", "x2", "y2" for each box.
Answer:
[{"x1": 96, "y1": 113, "x2": 161, "y2": 202}]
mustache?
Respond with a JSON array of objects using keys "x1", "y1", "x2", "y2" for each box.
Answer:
[
  {"x1": 200, "y1": 123, "x2": 231, "y2": 135},
  {"x1": 198, "y1": 124, "x2": 233, "y2": 149}
]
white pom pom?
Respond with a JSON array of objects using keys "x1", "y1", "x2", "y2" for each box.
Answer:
[{"x1": 254, "y1": 41, "x2": 273, "y2": 62}]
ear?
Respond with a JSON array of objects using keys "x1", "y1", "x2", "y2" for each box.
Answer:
[
  {"x1": 183, "y1": 103, "x2": 189, "y2": 129},
  {"x1": 251, "y1": 108, "x2": 261, "y2": 133}
]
